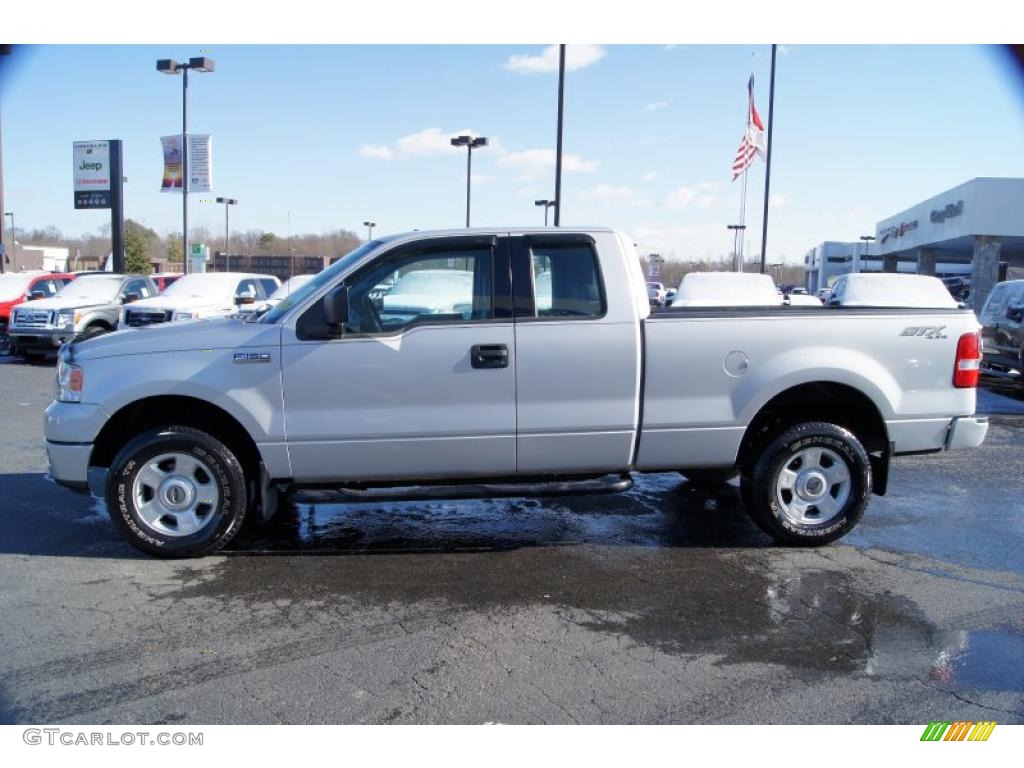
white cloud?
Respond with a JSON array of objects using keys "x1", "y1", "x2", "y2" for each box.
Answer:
[
  {"x1": 360, "y1": 128, "x2": 502, "y2": 161},
  {"x1": 642, "y1": 171, "x2": 658, "y2": 182},
  {"x1": 504, "y1": 44, "x2": 606, "y2": 74},
  {"x1": 696, "y1": 194, "x2": 717, "y2": 208},
  {"x1": 516, "y1": 187, "x2": 538, "y2": 198},
  {"x1": 644, "y1": 101, "x2": 668, "y2": 112},
  {"x1": 497, "y1": 149, "x2": 598, "y2": 179},
  {"x1": 470, "y1": 173, "x2": 496, "y2": 185},
  {"x1": 580, "y1": 184, "x2": 649, "y2": 207},
  {"x1": 664, "y1": 186, "x2": 697, "y2": 208},
  {"x1": 359, "y1": 144, "x2": 394, "y2": 161},
  {"x1": 769, "y1": 193, "x2": 789, "y2": 208}
]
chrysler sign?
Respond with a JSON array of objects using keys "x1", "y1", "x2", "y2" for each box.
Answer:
[{"x1": 73, "y1": 140, "x2": 112, "y2": 209}]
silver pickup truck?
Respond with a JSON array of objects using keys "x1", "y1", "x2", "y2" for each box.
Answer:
[
  {"x1": 44, "y1": 228, "x2": 988, "y2": 557},
  {"x1": 9, "y1": 274, "x2": 157, "y2": 358}
]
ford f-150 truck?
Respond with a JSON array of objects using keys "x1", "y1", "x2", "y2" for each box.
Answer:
[
  {"x1": 0, "y1": 271, "x2": 76, "y2": 354},
  {"x1": 44, "y1": 228, "x2": 988, "y2": 557},
  {"x1": 9, "y1": 273, "x2": 156, "y2": 358}
]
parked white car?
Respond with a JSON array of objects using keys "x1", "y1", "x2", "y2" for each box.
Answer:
[
  {"x1": 786, "y1": 293, "x2": 824, "y2": 307},
  {"x1": 827, "y1": 273, "x2": 960, "y2": 309},
  {"x1": 121, "y1": 272, "x2": 281, "y2": 327},
  {"x1": 670, "y1": 272, "x2": 783, "y2": 307},
  {"x1": 236, "y1": 274, "x2": 316, "y2": 320},
  {"x1": 380, "y1": 269, "x2": 475, "y2": 320}
]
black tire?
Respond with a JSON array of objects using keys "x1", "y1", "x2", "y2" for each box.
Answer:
[
  {"x1": 106, "y1": 425, "x2": 249, "y2": 557},
  {"x1": 679, "y1": 468, "x2": 738, "y2": 486},
  {"x1": 80, "y1": 323, "x2": 110, "y2": 340},
  {"x1": 743, "y1": 421, "x2": 871, "y2": 546}
]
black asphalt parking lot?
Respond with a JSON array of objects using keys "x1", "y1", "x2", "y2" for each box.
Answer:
[{"x1": 1, "y1": 356, "x2": 1022, "y2": 724}]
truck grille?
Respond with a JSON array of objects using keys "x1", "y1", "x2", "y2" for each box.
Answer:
[
  {"x1": 12, "y1": 309, "x2": 54, "y2": 329},
  {"x1": 125, "y1": 309, "x2": 173, "y2": 327}
]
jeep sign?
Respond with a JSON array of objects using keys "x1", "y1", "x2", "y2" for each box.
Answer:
[{"x1": 73, "y1": 140, "x2": 112, "y2": 209}]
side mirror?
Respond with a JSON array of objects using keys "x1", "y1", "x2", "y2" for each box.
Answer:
[
  {"x1": 122, "y1": 293, "x2": 141, "y2": 304},
  {"x1": 234, "y1": 294, "x2": 256, "y2": 306},
  {"x1": 28, "y1": 291, "x2": 45, "y2": 301},
  {"x1": 323, "y1": 284, "x2": 349, "y2": 331}
]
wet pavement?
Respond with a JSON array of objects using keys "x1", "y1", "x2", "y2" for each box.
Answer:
[{"x1": 0, "y1": 359, "x2": 1022, "y2": 724}]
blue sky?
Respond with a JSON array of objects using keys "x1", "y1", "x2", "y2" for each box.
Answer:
[{"x1": 2, "y1": 44, "x2": 1023, "y2": 263}]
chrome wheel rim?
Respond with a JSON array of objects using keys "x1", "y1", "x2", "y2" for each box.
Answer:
[
  {"x1": 775, "y1": 446, "x2": 851, "y2": 525},
  {"x1": 131, "y1": 452, "x2": 220, "y2": 537}
]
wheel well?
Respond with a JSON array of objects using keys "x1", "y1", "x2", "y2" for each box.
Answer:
[
  {"x1": 86, "y1": 319, "x2": 113, "y2": 330},
  {"x1": 90, "y1": 396, "x2": 261, "y2": 482},
  {"x1": 737, "y1": 382, "x2": 889, "y2": 474}
]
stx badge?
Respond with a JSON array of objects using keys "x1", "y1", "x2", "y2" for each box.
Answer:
[{"x1": 901, "y1": 326, "x2": 947, "y2": 339}]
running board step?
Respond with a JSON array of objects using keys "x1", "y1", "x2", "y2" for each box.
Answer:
[{"x1": 292, "y1": 473, "x2": 633, "y2": 504}]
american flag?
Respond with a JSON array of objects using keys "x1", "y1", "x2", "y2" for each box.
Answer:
[{"x1": 731, "y1": 74, "x2": 767, "y2": 180}]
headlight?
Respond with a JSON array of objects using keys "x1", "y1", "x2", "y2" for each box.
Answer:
[
  {"x1": 56, "y1": 358, "x2": 84, "y2": 403},
  {"x1": 173, "y1": 311, "x2": 196, "y2": 321},
  {"x1": 56, "y1": 310, "x2": 77, "y2": 329}
]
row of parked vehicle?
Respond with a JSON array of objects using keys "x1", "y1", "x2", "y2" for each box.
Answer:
[{"x1": 0, "y1": 268, "x2": 321, "y2": 360}]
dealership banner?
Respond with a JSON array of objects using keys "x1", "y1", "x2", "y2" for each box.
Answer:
[
  {"x1": 160, "y1": 134, "x2": 213, "y2": 193},
  {"x1": 73, "y1": 140, "x2": 112, "y2": 209}
]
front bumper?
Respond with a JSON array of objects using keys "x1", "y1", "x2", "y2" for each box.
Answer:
[
  {"x1": 45, "y1": 440, "x2": 92, "y2": 492},
  {"x1": 945, "y1": 415, "x2": 989, "y2": 451},
  {"x1": 10, "y1": 327, "x2": 75, "y2": 350}
]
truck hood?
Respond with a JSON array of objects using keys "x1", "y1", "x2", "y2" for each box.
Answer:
[
  {"x1": 127, "y1": 294, "x2": 232, "y2": 313},
  {"x1": 11, "y1": 296, "x2": 112, "y2": 313},
  {"x1": 71, "y1": 316, "x2": 281, "y2": 361}
]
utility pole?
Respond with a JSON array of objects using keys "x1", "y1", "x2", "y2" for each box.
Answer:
[{"x1": 0, "y1": 45, "x2": 9, "y2": 274}]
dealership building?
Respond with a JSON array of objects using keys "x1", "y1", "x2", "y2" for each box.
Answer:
[{"x1": 804, "y1": 177, "x2": 1024, "y2": 307}]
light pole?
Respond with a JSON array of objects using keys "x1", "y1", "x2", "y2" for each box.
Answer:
[
  {"x1": 363, "y1": 221, "x2": 376, "y2": 241},
  {"x1": 859, "y1": 234, "x2": 875, "y2": 271},
  {"x1": 3, "y1": 212, "x2": 13, "y2": 271},
  {"x1": 216, "y1": 197, "x2": 238, "y2": 270},
  {"x1": 534, "y1": 199, "x2": 555, "y2": 226},
  {"x1": 450, "y1": 135, "x2": 488, "y2": 228},
  {"x1": 157, "y1": 56, "x2": 215, "y2": 276},
  {"x1": 727, "y1": 224, "x2": 747, "y2": 272}
]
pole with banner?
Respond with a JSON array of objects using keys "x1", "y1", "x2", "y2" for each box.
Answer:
[
  {"x1": 73, "y1": 139, "x2": 125, "y2": 273},
  {"x1": 161, "y1": 133, "x2": 212, "y2": 275}
]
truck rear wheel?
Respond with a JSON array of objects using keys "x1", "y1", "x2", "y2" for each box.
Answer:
[
  {"x1": 106, "y1": 426, "x2": 249, "y2": 557},
  {"x1": 742, "y1": 421, "x2": 871, "y2": 546}
]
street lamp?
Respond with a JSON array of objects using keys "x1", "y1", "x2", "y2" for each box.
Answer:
[
  {"x1": 216, "y1": 197, "x2": 238, "y2": 270},
  {"x1": 157, "y1": 56, "x2": 215, "y2": 275},
  {"x1": 727, "y1": 224, "x2": 747, "y2": 272},
  {"x1": 363, "y1": 221, "x2": 376, "y2": 241},
  {"x1": 860, "y1": 234, "x2": 876, "y2": 269},
  {"x1": 3, "y1": 212, "x2": 13, "y2": 271},
  {"x1": 534, "y1": 199, "x2": 556, "y2": 226},
  {"x1": 450, "y1": 135, "x2": 488, "y2": 228}
]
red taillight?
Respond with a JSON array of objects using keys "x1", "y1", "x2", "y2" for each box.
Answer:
[{"x1": 953, "y1": 331, "x2": 981, "y2": 388}]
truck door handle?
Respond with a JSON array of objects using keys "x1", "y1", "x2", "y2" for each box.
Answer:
[{"x1": 471, "y1": 344, "x2": 509, "y2": 369}]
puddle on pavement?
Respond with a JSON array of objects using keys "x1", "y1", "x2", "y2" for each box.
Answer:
[{"x1": 928, "y1": 627, "x2": 1024, "y2": 693}]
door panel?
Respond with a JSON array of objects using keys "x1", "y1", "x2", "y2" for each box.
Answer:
[
  {"x1": 511, "y1": 235, "x2": 641, "y2": 474},
  {"x1": 282, "y1": 324, "x2": 516, "y2": 481}
]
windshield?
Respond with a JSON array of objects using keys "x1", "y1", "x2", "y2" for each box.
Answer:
[
  {"x1": 160, "y1": 273, "x2": 241, "y2": 300},
  {"x1": 259, "y1": 239, "x2": 388, "y2": 324},
  {"x1": 55, "y1": 276, "x2": 123, "y2": 303},
  {"x1": 0, "y1": 273, "x2": 35, "y2": 302}
]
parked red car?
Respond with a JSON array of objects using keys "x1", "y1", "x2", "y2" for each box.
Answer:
[
  {"x1": 152, "y1": 273, "x2": 183, "y2": 292},
  {"x1": 0, "y1": 271, "x2": 76, "y2": 354}
]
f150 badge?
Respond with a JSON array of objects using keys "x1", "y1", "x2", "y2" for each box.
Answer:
[
  {"x1": 901, "y1": 326, "x2": 947, "y2": 339},
  {"x1": 234, "y1": 352, "x2": 271, "y2": 363}
]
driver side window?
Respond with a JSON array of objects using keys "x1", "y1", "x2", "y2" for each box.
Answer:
[{"x1": 344, "y1": 246, "x2": 493, "y2": 335}]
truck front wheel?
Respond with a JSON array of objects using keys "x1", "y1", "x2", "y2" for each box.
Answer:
[
  {"x1": 106, "y1": 426, "x2": 249, "y2": 557},
  {"x1": 742, "y1": 421, "x2": 871, "y2": 546}
]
